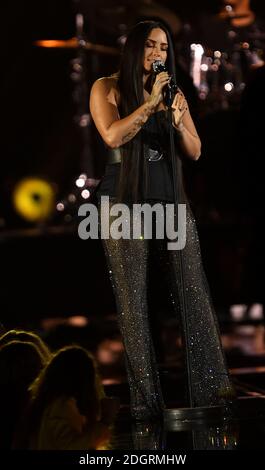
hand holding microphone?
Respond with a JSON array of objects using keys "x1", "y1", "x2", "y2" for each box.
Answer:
[
  {"x1": 150, "y1": 60, "x2": 179, "y2": 108},
  {"x1": 153, "y1": 61, "x2": 188, "y2": 125},
  {"x1": 147, "y1": 60, "x2": 171, "y2": 108}
]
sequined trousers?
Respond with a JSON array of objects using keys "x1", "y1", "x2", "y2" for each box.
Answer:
[{"x1": 99, "y1": 198, "x2": 234, "y2": 419}]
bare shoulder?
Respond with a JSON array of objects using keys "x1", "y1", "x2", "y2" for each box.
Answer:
[{"x1": 91, "y1": 75, "x2": 120, "y2": 106}]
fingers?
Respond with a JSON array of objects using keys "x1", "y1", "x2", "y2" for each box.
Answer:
[
  {"x1": 179, "y1": 107, "x2": 187, "y2": 120},
  {"x1": 150, "y1": 72, "x2": 171, "y2": 107},
  {"x1": 172, "y1": 92, "x2": 188, "y2": 127},
  {"x1": 153, "y1": 72, "x2": 171, "y2": 90},
  {"x1": 172, "y1": 93, "x2": 188, "y2": 113},
  {"x1": 155, "y1": 71, "x2": 170, "y2": 82},
  {"x1": 172, "y1": 92, "x2": 186, "y2": 109}
]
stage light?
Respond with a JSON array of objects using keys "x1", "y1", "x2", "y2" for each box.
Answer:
[{"x1": 13, "y1": 177, "x2": 56, "y2": 222}]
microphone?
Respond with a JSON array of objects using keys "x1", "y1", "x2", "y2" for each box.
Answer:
[
  {"x1": 152, "y1": 60, "x2": 166, "y2": 74},
  {"x1": 152, "y1": 60, "x2": 178, "y2": 106}
]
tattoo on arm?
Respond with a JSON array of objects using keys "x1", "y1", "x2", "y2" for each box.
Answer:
[{"x1": 121, "y1": 104, "x2": 154, "y2": 145}]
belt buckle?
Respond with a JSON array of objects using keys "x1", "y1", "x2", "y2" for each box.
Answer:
[{"x1": 147, "y1": 148, "x2": 163, "y2": 162}]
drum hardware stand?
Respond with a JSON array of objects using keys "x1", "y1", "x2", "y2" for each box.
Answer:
[
  {"x1": 56, "y1": 9, "x2": 100, "y2": 221},
  {"x1": 71, "y1": 11, "x2": 97, "y2": 188}
]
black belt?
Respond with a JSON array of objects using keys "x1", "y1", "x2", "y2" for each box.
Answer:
[
  {"x1": 107, "y1": 147, "x2": 164, "y2": 164},
  {"x1": 107, "y1": 148, "x2": 122, "y2": 164}
]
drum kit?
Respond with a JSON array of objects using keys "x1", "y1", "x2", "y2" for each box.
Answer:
[
  {"x1": 34, "y1": 37, "x2": 119, "y2": 56},
  {"x1": 189, "y1": 13, "x2": 265, "y2": 114},
  {"x1": 18, "y1": 4, "x2": 264, "y2": 224},
  {"x1": 34, "y1": 18, "x2": 264, "y2": 117},
  {"x1": 32, "y1": 1, "x2": 265, "y2": 118},
  {"x1": 31, "y1": 1, "x2": 181, "y2": 220},
  {"x1": 34, "y1": 0, "x2": 181, "y2": 57},
  {"x1": 32, "y1": 12, "x2": 118, "y2": 219}
]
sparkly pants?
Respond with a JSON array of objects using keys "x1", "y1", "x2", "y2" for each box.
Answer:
[{"x1": 100, "y1": 199, "x2": 233, "y2": 418}]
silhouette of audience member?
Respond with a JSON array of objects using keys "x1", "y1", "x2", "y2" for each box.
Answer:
[
  {"x1": 0, "y1": 329, "x2": 51, "y2": 363},
  {"x1": 0, "y1": 340, "x2": 45, "y2": 449},
  {"x1": 25, "y1": 346, "x2": 115, "y2": 450}
]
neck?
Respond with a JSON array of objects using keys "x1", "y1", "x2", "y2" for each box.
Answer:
[{"x1": 143, "y1": 72, "x2": 151, "y2": 86}]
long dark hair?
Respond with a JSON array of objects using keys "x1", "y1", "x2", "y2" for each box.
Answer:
[
  {"x1": 28, "y1": 346, "x2": 100, "y2": 434},
  {"x1": 117, "y1": 20, "x2": 181, "y2": 202}
]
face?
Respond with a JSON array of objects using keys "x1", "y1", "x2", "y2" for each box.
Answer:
[{"x1": 143, "y1": 28, "x2": 168, "y2": 74}]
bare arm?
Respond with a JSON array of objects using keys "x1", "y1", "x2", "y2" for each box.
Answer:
[
  {"x1": 172, "y1": 91, "x2": 201, "y2": 160},
  {"x1": 89, "y1": 73, "x2": 170, "y2": 148}
]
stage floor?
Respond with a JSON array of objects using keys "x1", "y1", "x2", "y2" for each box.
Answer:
[{"x1": 41, "y1": 316, "x2": 265, "y2": 450}]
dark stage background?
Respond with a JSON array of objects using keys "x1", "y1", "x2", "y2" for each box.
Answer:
[{"x1": 0, "y1": 1, "x2": 264, "y2": 327}]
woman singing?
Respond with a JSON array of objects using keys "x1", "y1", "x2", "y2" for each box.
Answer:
[{"x1": 90, "y1": 21, "x2": 234, "y2": 421}]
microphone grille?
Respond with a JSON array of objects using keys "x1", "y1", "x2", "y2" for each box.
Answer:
[{"x1": 152, "y1": 60, "x2": 166, "y2": 73}]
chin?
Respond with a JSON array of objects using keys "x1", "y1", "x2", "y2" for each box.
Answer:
[{"x1": 143, "y1": 66, "x2": 152, "y2": 74}]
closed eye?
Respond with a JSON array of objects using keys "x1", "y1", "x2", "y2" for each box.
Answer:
[{"x1": 145, "y1": 40, "x2": 168, "y2": 51}]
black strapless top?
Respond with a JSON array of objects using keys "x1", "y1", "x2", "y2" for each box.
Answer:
[{"x1": 97, "y1": 110, "x2": 177, "y2": 202}]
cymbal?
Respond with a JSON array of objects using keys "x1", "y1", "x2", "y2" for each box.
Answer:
[
  {"x1": 34, "y1": 37, "x2": 119, "y2": 55},
  {"x1": 219, "y1": 12, "x2": 253, "y2": 20}
]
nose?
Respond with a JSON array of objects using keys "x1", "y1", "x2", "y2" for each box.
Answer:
[{"x1": 153, "y1": 50, "x2": 161, "y2": 60}]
